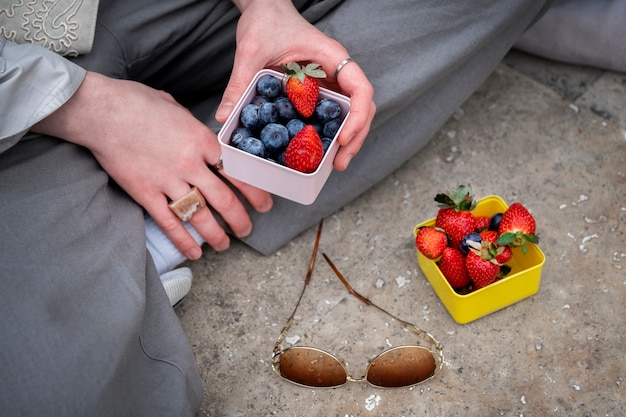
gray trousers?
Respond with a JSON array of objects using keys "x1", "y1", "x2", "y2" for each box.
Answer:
[
  {"x1": 0, "y1": 0, "x2": 549, "y2": 415},
  {"x1": 516, "y1": 0, "x2": 626, "y2": 72}
]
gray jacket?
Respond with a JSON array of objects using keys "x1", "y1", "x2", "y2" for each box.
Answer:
[{"x1": 0, "y1": 38, "x2": 86, "y2": 154}]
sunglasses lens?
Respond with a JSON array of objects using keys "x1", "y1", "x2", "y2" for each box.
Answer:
[
  {"x1": 366, "y1": 346, "x2": 437, "y2": 388},
  {"x1": 278, "y1": 347, "x2": 347, "y2": 388}
]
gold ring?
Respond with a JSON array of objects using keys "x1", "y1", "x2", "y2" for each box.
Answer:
[
  {"x1": 168, "y1": 187, "x2": 206, "y2": 221},
  {"x1": 334, "y1": 57, "x2": 354, "y2": 79}
]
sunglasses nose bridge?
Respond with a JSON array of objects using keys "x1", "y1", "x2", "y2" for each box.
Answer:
[{"x1": 346, "y1": 374, "x2": 367, "y2": 384}]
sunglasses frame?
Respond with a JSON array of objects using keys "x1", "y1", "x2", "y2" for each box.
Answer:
[{"x1": 271, "y1": 219, "x2": 444, "y2": 389}]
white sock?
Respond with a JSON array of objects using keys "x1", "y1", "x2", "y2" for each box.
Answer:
[{"x1": 145, "y1": 215, "x2": 205, "y2": 275}]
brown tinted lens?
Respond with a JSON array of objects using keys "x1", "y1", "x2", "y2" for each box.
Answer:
[
  {"x1": 279, "y1": 347, "x2": 348, "y2": 388},
  {"x1": 366, "y1": 346, "x2": 436, "y2": 388}
]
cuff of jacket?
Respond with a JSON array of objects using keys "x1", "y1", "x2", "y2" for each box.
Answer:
[{"x1": 0, "y1": 38, "x2": 86, "y2": 154}]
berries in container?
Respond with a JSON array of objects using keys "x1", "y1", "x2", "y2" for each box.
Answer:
[
  {"x1": 414, "y1": 195, "x2": 546, "y2": 324},
  {"x1": 217, "y1": 68, "x2": 350, "y2": 205}
]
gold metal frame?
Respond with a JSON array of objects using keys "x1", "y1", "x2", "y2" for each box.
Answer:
[{"x1": 271, "y1": 219, "x2": 444, "y2": 388}]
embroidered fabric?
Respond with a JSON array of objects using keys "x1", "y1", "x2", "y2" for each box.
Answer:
[{"x1": 0, "y1": 0, "x2": 99, "y2": 56}]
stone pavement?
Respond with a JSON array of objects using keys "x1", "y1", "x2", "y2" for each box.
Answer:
[{"x1": 177, "y1": 50, "x2": 626, "y2": 417}]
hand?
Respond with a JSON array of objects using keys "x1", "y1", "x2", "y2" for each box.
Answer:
[
  {"x1": 217, "y1": 0, "x2": 376, "y2": 171},
  {"x1": 33, "y1": 72, "x2": 273, "y2": 260}
]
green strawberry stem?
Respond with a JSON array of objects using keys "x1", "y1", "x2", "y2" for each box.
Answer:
[
  {"x1": 281, "y1": 62, "x2": 327, "y2": 83},
  {"x1": 434, "y1": 184, "x2": 476, "y2": 211},
  {"x1": 496, "y1": 232, "x2": 539, "y2": 255}
]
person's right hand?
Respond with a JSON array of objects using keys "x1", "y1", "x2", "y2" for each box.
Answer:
[
  {"x1": 32, "y1": 72, "x2": 273, "y2": 260},
  {"x1": 217, "y1": 0, "x2": 376, "y2": 172}
]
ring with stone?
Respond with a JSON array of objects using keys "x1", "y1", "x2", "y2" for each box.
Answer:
[{"x1": 168, "y1": 187, "x2": 206, "y2": 222}]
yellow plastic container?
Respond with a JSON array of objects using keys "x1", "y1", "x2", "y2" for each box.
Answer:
[{"x1": 414, "y1": 195, "x2": 546, "y2": 324}]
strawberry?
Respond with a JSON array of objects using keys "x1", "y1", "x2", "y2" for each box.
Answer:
[
  {"x1": 283, "y1": 125, "x2": 324, "y2": 173},
  {"x1": 496, "y1": 202, "x2": 539, "y2": 254},
  {"x1": 437, "y1": 247, "x2": 471, "y2": 289},
  {"x1": 465, "y1": 250, "x2": 500, "y2": 289},
  {"x1": 415, "y1": 227, "x2": 448, "y2": 260},
  {"x1": 474, "y1": 216, "x2": 490, "y2": 232},
  {"x1": 479, "y1": 230, "x2": 498, "y2": 244},
  {"x1": 495, "y1": 245, "x2": 513, "y2": 264},
  {"x1": 477, "y1": 230, "x2": 512, "y2": 264},
  {"x1": 282, "y1": 62, "x2": 326, "y2": 118},
  {"x1": 434, "y1": 184, "x2": 477, "y2": 249}
]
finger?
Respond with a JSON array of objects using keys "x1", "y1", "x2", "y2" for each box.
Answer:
[
  {"x1": 215, "y1": 51, "x2": 265, "y2": 123},
  {"x1": 330, "y1": 62, "x2": 376, "y2": 170},
  {"x1": 205, "y1": 154, "x2": 273, "y2": 219},
  {"x1": 221, "y1": 174, "x2": 274, "y2": 214},
  {"x1": 334, "y1": 62, "x2": 375, "y2": 145},
  {"x1": 184, "y1": 204, "x2": 231, "y2": 252},
  {"x1": 334, "y1": 99, "x2": 376, "y2": 171},
  {"x1": 190, "y1": 167, "x2": 262, "y2": 239},
  {"x1": 165, "y1": 183, "x2": 233, "y2": 253},
  {"x1": 148, "y1": 195, "x2": 206, "y2": 260}
]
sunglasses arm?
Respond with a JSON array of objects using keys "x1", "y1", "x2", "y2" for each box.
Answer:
[
  {"x1": 322, "y1": 253, "x2": 444, "y2": 373},
  {"x1": 273, "y1": 219, "x2": 324, "y2": 358}
]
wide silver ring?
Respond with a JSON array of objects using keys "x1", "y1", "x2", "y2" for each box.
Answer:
[{"x1": 334, "y1": 58, "x2": 354, "y2": 79}]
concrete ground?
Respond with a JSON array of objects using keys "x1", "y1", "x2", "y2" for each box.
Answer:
[{"x1": 177, "y1": 50, "x2": 626, "y2": 417}]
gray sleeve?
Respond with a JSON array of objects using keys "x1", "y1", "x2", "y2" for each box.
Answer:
[{"x1": 0, "y1": 38, "x2": 86, "y2": 154}]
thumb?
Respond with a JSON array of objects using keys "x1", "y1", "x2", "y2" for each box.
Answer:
[{"x1": 215, "y1": 60, "x2": 260, "y2": 123}]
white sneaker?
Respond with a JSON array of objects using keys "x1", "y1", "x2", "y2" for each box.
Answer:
[{"x1": 160, "y1": 267, "x2": 193, "y2": 307}]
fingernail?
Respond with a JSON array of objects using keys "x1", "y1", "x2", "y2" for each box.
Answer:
[
  {"x1": 344, "y1": 154, "x2": 353, "y2": 168},
  {"x1": 187, "y1": 246, "x2": 202, "y2": 260},
  {"x1": 216, "y1": 101, "x2": 234, "y2": 121},
  {"x1": 215, "y1": 239, "x2": 230, "y2": 252},
  {"x1": 237, "y1": 223, "x2": 253, "y2": 239},
  {"x1": 259, "y1": 198, "x2": 273, "y2": 214}
]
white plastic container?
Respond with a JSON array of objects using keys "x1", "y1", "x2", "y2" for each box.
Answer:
[{"x1": 217, "y1": 68, "x2": 350, "y2": 205}]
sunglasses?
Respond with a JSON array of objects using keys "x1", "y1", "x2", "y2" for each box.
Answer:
[{"x1": 272, "y1": 219, "x2": 444, "y2": 389}]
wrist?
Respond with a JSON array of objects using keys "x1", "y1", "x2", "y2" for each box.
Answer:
[{"x1": 31, "y1": 71, "x2": 107, "y2": 149}]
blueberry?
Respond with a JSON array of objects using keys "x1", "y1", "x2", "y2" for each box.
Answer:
[
  {"x1": 237, "y1": 137, "x2": 266, "y2": 158},
  {"x1": 275, "y1": 150, "x2": 286, "y2": 166},
  {"x1": 275, "y1": 97, "x2": 298, "y2": 121},
  {"x1": 250, "y1": 95, "x2": 270, "y2": 107},
  {"x1": 489, "y1": 213, "x2": 503, "y2": 231},
  {"x1": 315, "y1": 98, "x2": 341, "y2": 122},
  {"x1": 460, "y1": 232, "x2": 482, "y2": 255},
  {"x1": 310, "y1": 120, "x2": 324, "y2": 137},
  {"x1": 285, "y1": 118, "x2": 306, "y2": 138},
  {"x1": 259, "y1": 102, "x2": 278, "y2": 125},
  {"x1": 260, "y1": 123, "x2": 290, "y2": 153},
  {"x1": 256, "y1": 74, "x2": 282, "y2": 99},
  {"x1": 321, "y1": 137, "x2": 333, "y2": 153},
  {"x1": 230, "y1": 127, "x2": 252, "y2": 147},
  {"x1": 240, "y1": 104, "x2": 261, "y2": 130},
  {"x1": 323, "y1": 118, "x2": 342, "y2": 139}
]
